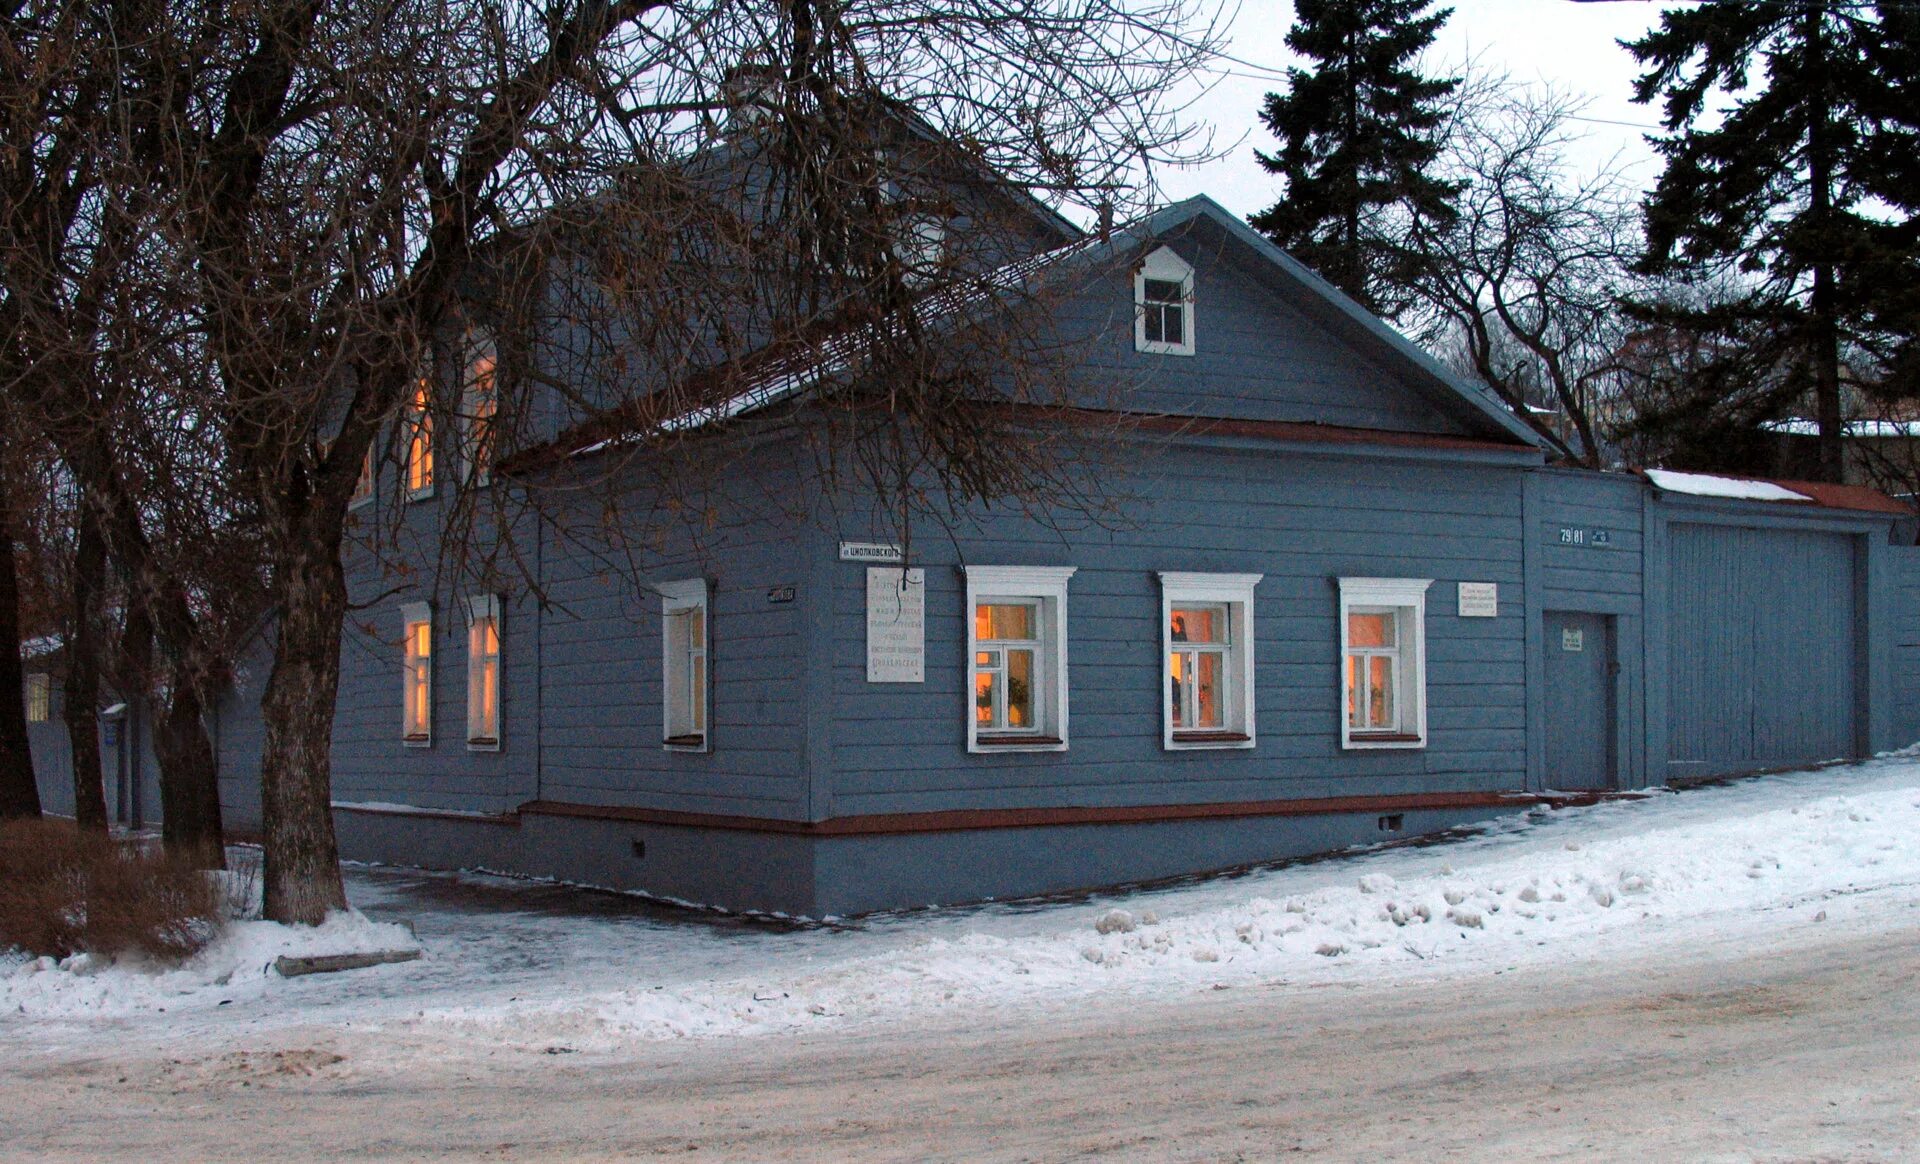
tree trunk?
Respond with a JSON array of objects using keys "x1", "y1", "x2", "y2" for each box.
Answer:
[
  {"x1": 0, "y1": 452, "x2": 43, "y2": 820},
  {"x1": 259, "y1": 533, "x2": 349, "y2": 925},
  {"x1": 65, "y1": 503, "x2": 108, "y2": 833},
  {"x1": 153, "y1": 665, "x2": 225, "y2": 869},
  {"x1": 1805, "y1": 2, "x2": 1846, "y2": 485}
]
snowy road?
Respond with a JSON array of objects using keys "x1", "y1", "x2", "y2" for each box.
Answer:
[{"x1": 4, "y1": 757, "x2": 1920, "y2": 1158}]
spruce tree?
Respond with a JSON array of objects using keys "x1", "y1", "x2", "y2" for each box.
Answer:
[
  {"x1": 1249, "y1": 0, "x2": 1461, "y2": 319},
  {"x1": 1627, "y1": 1, "x2": 1918, "y2": 483}
]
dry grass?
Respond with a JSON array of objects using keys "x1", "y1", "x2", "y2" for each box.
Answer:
[{"x1": 0, "y1": 819, "x2": 226, "y2": 962}]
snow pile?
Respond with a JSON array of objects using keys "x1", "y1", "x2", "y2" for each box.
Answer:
[
  {"x1": 1, "y1": 910, "x2": 419, "y2": 1019},
  {"x1": 6, "y1": 760, "x2": 1919, "y2": 1054},
  {"x1": 406, "y1": 767, "x2": 1920, "y2": 1050}
]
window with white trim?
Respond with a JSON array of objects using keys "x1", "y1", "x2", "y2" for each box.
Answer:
[
  {"x1": 964, "y1": 565, "x2": 1075, "y2": 752},
  {"x1": 401, "y1": 601, "x2": 433, "y2": 745},
  {"x1": 1134, "y1": 246, "x2": 1194, "y2": 355},
  {"x1": 405, "y1": 379, "x2": 434, "y2": 500},
  {"x1": 660, "y1": 579, "x2": 709, "y2": 751},
  {"x1": 1338, "y1": 577, "x2": 1431, "y2": 749},
  {"x1": 466, "y1": 595, "x2": 501, "y2": 749},
  {"x1": 1159, "y1": 572, "x2": 1261, "y2": 749},
  {"x1": 24, "y1": 672, "x2": 50, "y2": 723},
  {"x1": 459, "y1": 330, "x2": 498, "y2": 487}
]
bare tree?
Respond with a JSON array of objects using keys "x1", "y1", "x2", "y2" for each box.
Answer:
[
  {"x1": 83, "y1": 0, "x2": 1221, "y2": 923},
  {"x1": 1409, "y1": 76, "x2": 1642, "y2": 466}
]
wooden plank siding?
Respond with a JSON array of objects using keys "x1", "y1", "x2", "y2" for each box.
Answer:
[
  {"x1": 818, "y1": 446, "x2": 1533, "y2": 818},
  {"x1": 1045, "y1": 236, "x2": 1477, "y2": 437}
]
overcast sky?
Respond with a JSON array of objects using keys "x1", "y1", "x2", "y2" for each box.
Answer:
[{"x1": 1155, "y1": 0, "x2": 1681, "y2": 217}]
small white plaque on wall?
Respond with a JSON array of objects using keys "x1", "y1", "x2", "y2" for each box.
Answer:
[
  {"x1": 866, "y1": 567, "x2": 925, "y2": 683},
  {"x1": 841, "y1": 541, "x2": 904, "y2": 563},
  {"x1": 1457, "y1": 582, "x2": 1498, "y2": 618}
]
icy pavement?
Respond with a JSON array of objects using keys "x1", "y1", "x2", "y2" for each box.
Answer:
[{"x1": 6, "y1": 754, "x2": 1920, "y2": 1055}]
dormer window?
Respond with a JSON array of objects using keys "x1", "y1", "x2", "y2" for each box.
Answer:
[{"x1": 1135, "y1": 246, "x2": 1194, "y2": 356}]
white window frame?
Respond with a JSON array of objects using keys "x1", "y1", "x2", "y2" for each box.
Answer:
[
  {"x1": 660, "y1": 578, "x2": 710, "y2": 752},
  {"x1": 400, "y1": 601, "x2": 433, "y2": 746},
  {"x1": 465, "y1": 594, "x2": 502, "y2": 751},
  {"x1": 458, "y1": 329, "x2": 498, "y2": 487},
  {"x1": 405, "y1": 377, "x2": 435, "y2": 501},
  {"x1": 1134, "y1": 245, "x2": 1195, "y2": 356},
  {"x1": 24, "y1": 672, "x2": 50, "y2": 724},
  {"x1": 964, "y1": 565, "x2": 1075, "y2": 753},
  {"x1": 1337, "y1": 577, "x2": 1432, "y2": 750},
  {"x1": 1159, "y1": 572, "x2": 1261, "y2": 750}
]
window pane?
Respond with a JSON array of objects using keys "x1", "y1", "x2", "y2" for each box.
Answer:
[
  {"x1": 685, "y1": 608, "x2": 704, "y2": 648},
  {"x1": 408, "y1": 382, "x2": 434, "y2": 491},
  {"x1": 1159, "y1": 302, "x2": 1183, "y2": 345},
  {"x1": 691, "y1": 653, "x2": 706, "y2": 733},
  {"x1": 976, "y1": 650, "x2": 998, "y2": 668},
  {"x1": 1368, "y1": 654, "x2": 1395, "y2": 729},
  {"x1": 1346, "y1": 654, "x2": 1359, "y2": 728},
  {"x1": 1349, "y1": 611, "x2": 1394, "y2": 648},
  {"x1": 975, "y1": 670, "x2": 995, "y2": 725},
  {"x1": 1170, "y1": 651, "x2": 1188, "y2": 728},
  {"x1": 1005, "y1": 648, "x2": 1034, "y2": 728},
  {"x1": 1170, "y1": 606, "x2": 1224, "y2": 643},
  {"x1": 979, "y1": 602, "x2": 1034, "y2": 641},
  {"x1": 1195, "y1": 650, "x2": 1223, "y2": 728},
  {"x1": 1144, "y1": 278, "x2": 1182, "y2": 304}
]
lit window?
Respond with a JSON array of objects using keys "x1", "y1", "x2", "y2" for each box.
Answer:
[
  {"x1": 24, "y1": 672, "x2": 50, "y2": 724},
  {"x1": 660, "y1": 579, "x2": 708, "y2": 750},
  {"x1": 1337, "y1": 578, "x2": 1431, "y2": 749},
  {"x1": 964, "y1": 565, "x2": 1075, "y2": 752},
  {"x1": 466, "y1": 595, "x2": 501, "y2": 749},
  {"x1": 1159, "y1": 572, "x2": 1261, "y2": 749},
  {"x1": 1134, "y1": 246, "x2": 1194, "y2": 356},
  {"x1": 401, "y1": 601, "x2": 433, "y2": 745},
  {"x1": 460, "y1": 331, "x2": 497, "y2": 486},
  {"x1": 406, "y1": 380, "x2": 434, "y2": 499}
]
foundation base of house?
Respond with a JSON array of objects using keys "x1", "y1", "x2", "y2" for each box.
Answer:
[{"x1": 328, "y1": 793, "x2": 1594, "y2": 917}]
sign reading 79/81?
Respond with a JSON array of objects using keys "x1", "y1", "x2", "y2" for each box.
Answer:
[{"x1": 1557, "y1": 527, "x2": 1612, "y2": 547}]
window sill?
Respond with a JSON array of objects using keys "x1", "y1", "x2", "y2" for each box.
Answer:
[
  {"x1": 1136, "y1": 341, "x2": 1194, "y2": 357},
  {"x1": 663, "y1": 734, "x2": 707, "y2": 752},
  {"x1": 349, "y1": 494, "x2": 375, "y2": 511},
  {"x1": 403, "y1": 735, "x2": 432, "y2": 749},
  {"x1": 1168, "y1": 731, "x2": 1253, "y2": 750},
  {"x1": 467, "y1": 738, "x2": 501, "y2": 753},
  {"x1": 973, "y1": 733, "x2": 1066, "y2": 753},
  {"x1": 1344, "y1": 731, "x2": 1425, "y2": 750},
  {"x1": 406, "y1": 485, "x2": 435, "y2": 502}
]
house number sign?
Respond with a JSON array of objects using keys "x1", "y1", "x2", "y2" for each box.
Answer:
[
  {"x1": 866, "y1": 567, "x2": 925, "y2": 683},
  {"x1": 1557, "y1": 527, "x2": 1612, "y2": 547}
]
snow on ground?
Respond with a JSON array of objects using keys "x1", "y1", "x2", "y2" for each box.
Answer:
[{"x1": 6, "y1": 755, "x2": 1920, "y2": 1056}]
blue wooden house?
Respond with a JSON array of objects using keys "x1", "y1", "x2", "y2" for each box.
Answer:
[{"x1": 27, "y1": 192, "x2": 1920, "y2": 916}]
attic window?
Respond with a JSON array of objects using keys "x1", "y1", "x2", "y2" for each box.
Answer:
[{"x1": 1135, "y1": 246, "x2": 1194, "y2": 356}]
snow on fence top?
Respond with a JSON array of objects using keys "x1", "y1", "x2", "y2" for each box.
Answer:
[{"x1": 1644, "y1": 468, "x2": 1813, "y2": 503}]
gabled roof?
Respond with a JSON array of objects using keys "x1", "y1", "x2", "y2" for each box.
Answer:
[{"x1": 506, "y1": 194, "x2": 1543, "y2": 469}]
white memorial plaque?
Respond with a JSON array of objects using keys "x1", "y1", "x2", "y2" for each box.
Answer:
[
  {"x1": 866, "y1": 567, "x2": 925, "y2": 683},
  {"x1": 1562, "y1": 627, "x2": 1585, "y2": 653},
  {"x1": 840, "y1": 541, "x2": 904, "y2": 563},
  {"x1": 1457, "y1": 582, "x2": 1498, "y2": 618}
]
